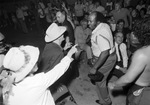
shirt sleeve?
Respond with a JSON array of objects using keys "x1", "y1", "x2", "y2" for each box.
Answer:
[
  {"x1": 41, "y1": 56, "x2": 73, "y2": 89},
  {"x1": 120, "y1": 43, "x2": 128, "y2": 67}
]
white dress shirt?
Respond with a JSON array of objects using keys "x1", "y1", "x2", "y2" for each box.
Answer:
[
  {"x1": 115, "y1": 42, "x2": 128, "y2": 68},
  {"x1": 8, "y1": 56, "x2": 72, "y2": 105},
  {"x1": 91, "y1": 23, "x2": 115, "y2": 57}
]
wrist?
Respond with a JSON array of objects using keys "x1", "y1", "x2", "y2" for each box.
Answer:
[
  {"x1": 93, "y1": 66, "x2": 97, "y2": 70},
  {"x1": 67, "y1": 53, "x2": 72, "y2": 58}
]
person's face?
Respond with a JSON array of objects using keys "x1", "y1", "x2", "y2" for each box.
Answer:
[
  {"x1": 117, "y1": 22, "x2": 124, "y2": 30},
  {"x1": 56, "y1": 12, "x2": 64, "y2": 23},
  {"x1": 88, "y1": 13, "x2": 97, "y2": 30},
  {"x1": 115, "y1": 3, "x2": 121, "y2": 11},
  {"x1": 81, "y1": 21, "x2": 88, "y2": 29},
  {"x1": 115, "y1": 33, "x2": 124, "y2": 44},
  {"x1": 130, "y1": 32, "x2": 139, "y2": 44},
  {"x1": 131, "y1": 10, "x2": 137, "y2": 17}
]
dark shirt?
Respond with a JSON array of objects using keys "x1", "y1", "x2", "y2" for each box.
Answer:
[
  {"x1": 62, "y1": 19, "x2": 75, "y2": 45},
  {"x1": 37, "y1": 42, "x2": 64, "y2": 73}
]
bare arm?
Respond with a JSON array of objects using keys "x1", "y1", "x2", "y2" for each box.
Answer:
[{"x1": 113, "y1": 50, "x2": 146, "y2": 87}]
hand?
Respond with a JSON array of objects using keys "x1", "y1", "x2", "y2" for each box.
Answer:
[
  {"x1": 120, "y1": 67, "x2": 127, "y2": 73},
  {"x1": 108, "y1": 82, "x2": 115, "y2": 90},
  {"x1": 63, "y1": 42, "x2": 72, "y2": 50},
  {"x1": 62, "y1": 2, "x2": 65, "y2": 8},
  {"x1": 89, "y1": 68, "x2": 96, "y2": 74},
  {"x1": 67, "y1": 44, "x2": 78, "y2": 58}
]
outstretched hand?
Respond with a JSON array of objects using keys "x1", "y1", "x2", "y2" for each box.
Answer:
[
  {"x1": 108, "y1": 82, "x2": 115, "y2": 90},
  {"x1": 67, "y1": 44, "x2": 78, "y2": 58}
]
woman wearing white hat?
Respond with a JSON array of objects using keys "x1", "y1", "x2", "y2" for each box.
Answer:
[{"x1": 0, "y1": 44, "x2": 78, "y2": 105}]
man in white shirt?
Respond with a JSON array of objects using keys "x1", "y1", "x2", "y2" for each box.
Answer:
[
  {"x1": 1, "y1": 45, "x2": 78, "y2": 105},
  {"x1": 88, "y1": 11, "x2": 116, "y2": 105},
  {"x1": 110, "y1": 32, "x2": 128, "y2": 79}
]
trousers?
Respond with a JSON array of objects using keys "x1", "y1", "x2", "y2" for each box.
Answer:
[
  {"x1": 127, "y1": 84, "x2": 150, "y2": 105},
  {"x1": 95, "y1": 51, "x2": 117, "y2": 104}
]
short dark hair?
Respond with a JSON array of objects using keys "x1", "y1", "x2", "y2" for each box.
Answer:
[
  {"x1": 140, "y1": 8, "x2": 147, "y2": 15},
  {"x1": 133, "y1": 18, "x2": 150, "y2": 46},
  {"x1": 117, "y1": 19, "x2": 125, "y2": 25},
  {"x1": 92, "y1": 11, "x2": 107, "y2": 23},
  {"x1": 57, "y1": 9, "x2": 67, "y2": 18}
]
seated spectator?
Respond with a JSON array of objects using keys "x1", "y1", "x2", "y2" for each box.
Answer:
[
  {"x1": 74, "y1": 19, "x2": 93, "y2": 63},
  {"x1": 131, "y1": 8, "x2": 140, "y2": 25},
  {"x1": 136, "y1": 0, "x2": 145, "y2": 11},
  {"x1": 107, "y1": 15, "x2": 116, "y2": 32},
  {"x1": 0, "y1": 45, "x2": 77, "y2": 105},
  {"x1": 114, "y1": 19, "x2": 131, "y2": 43},
  {"x1": 109, "y1": 32, "x2": 128, "y2": 79},
  {"x1": 139, "y1": 8, "x2": 147, "y2": 19},
  {"x1": 110, "y1": 2, "x2": 132, "y2": 29}
]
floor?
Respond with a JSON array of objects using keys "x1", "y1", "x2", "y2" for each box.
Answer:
[{"x1": 0, "y1": 25, "x2": 126, "y2": 105}]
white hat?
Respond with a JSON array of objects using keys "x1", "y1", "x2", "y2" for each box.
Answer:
[
  {"x1": 3, "y1": 45, "x2": 39, "y2": 82},
  {"x1": 45, "y1": 23, "x2": 66, "y2": 42}
]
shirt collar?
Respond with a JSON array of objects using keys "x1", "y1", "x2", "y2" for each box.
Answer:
[{"x1": 92, "y1": 23, "x2": 103, "y2": 34}]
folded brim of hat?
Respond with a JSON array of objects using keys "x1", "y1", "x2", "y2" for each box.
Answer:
[
  {"x1": 45, "y1": 26, "x2": 66, "y2": 42},
  {"x1": 3, "y1": 46, "x2": 40, "y2": 83}
]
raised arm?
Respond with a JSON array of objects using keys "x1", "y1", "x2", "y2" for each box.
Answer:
[{"x1": 41, "y1": 45, "x2": 78, "y2": 88}]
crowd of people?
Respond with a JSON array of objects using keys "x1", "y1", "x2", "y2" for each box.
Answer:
[{"x1": 0, "y1": 0, "x2": 150, "y2": 105}]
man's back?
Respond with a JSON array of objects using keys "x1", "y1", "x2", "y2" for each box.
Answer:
[{"x1": 38, "y1": 42, "x2": 64, "y2": 73}]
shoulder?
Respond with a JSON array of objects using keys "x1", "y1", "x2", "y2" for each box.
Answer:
[
  {"x1": 120, "y1": 43, "x2": 127, "y2": 48},
  {"x1": 65, "y1": 20, "x2": 73, "y2": 29},
  {"x1": 132, "y1": 47, "x2": 147, "y2": 62}
]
